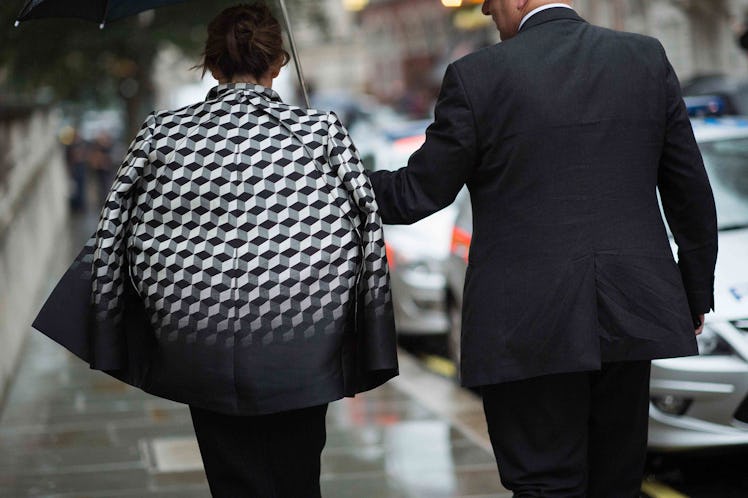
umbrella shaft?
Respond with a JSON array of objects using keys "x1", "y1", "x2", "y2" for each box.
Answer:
[{"x1": 278, "y1": 0, "x2": 310, "y2": 109}]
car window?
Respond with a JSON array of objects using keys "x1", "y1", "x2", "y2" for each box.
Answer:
[
  {"x1": 361, "y1": 153, "x2": 376, "y2": 172},
  {"x1": 700, "y1": 137, "x2": 748, "y2": 230},
  {"x1": 381, "y1": 149, "x2": 412, "y2": 171},
  {"x1": 454, "y1": 190, "x2": 473, "y2": 233},
  {"x1": 376, "y1": 135, "x2": 426, "y2": 172},
  {"x1": 732, "y1": 85, "x2": 748, "y2": 115}
]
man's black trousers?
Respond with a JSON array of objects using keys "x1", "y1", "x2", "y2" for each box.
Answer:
[
  {"x1": 481, "y1": 361, "x2": 651, "y2": 497},
  {"x1": 189, "y1": 404, "x2": 328, "y2": 498}
]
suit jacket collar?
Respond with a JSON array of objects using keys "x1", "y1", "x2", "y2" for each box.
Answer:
[
  {"x1": 518, "y1": 6, "x2": 586, "y2": 33},
  {"x1": 206, "y1": 82, "x2": 283, "y2": 104}
]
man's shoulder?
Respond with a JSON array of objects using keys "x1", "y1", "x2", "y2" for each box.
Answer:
[
  {"x1": 593, "y1": 24, "x2": 664, "y2": 52},
  {"x1": 453, "y1": 25, "x2": 664, "y2": 71},
  {"x1": 451, "y1": 43, "x2": 505, "y2": 77}
]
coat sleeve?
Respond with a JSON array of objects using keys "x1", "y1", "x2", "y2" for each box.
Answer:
[
  {"x1": 326, "y1": 111, "x2": 391, "y2": 311},
  {"x1": 367, "y1": 63, "x2": 478, "y2": 224},
  {"x1": 90, "y1": 112, "x2": 156, "y2": 370},
  {"x1": 657, "y1": 48, "x2": 718, "y2": 316},
  {"x1": 326, "y1": 111, "x2": 398, "y2": 380}
]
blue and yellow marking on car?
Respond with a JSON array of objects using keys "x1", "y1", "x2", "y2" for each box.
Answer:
[
  {"x1": 641, "y1": 480, "x2": 689, "y2": 498},
  {"x1": 699, "y1": 116, "x2": 748, "y2": 127},
  {"x1": 422, "y1": 355, "x2": 458, "y2": 378},
  {"x1": 731, "y1": 285, "x2": 747, "y2": 302}
]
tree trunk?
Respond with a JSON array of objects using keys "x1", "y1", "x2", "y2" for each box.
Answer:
[{"x1": 122, "y1": 50, "x2": 156, "y2": 141}]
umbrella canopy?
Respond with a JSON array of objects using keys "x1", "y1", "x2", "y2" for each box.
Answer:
[
  {"x1": 16, "y1": 0, "x2": 188, "y2": 27},
  {"x1": 14, "y1": 0, "x2": 311, "y2": 108}
]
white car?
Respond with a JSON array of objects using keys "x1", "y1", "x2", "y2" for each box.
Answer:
[
  {"x1": 649, "y1": 117, "x2": 748, "y2": 451},
  {"x1": 446, "y1": 116, "x2": 748, "y2": 451},
  {"x1": 358, "y1": 120, "x2": 457, "y2": 336}
]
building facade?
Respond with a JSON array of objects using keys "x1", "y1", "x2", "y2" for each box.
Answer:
[
  {"x1": 339, "y1": 0, "x2": 748, "y2": 109},
  {"x1": 577, "y1": 0, "x2": 748, "y2": 80},
  {"x1": 153, "y1": 1, "x2": 748, "y2": 112}
]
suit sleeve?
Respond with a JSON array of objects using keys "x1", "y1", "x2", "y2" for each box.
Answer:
[
  {"x1": 90, "y1": 112, "x2": 155, "y2": 369},
  {"x1": 657, "y1": 50, "x2": 718, "y2": 316},
  {"x1": 368, "y1": 63, "x2": 478, "y2": 224}
]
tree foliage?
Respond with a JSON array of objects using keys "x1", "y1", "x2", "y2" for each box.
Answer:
[{"x1": 0, "y1": 0, "x2": 325, "y2": 134}]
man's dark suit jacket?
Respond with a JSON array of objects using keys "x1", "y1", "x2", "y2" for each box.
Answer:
[{"x1": 368, "y1": 8, "x2": 718, "y2": 387}]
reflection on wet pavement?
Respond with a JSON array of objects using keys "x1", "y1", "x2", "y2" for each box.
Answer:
[
  {"x1": 0, "y1": 212, "x2": 508, "y2": 497},
  {"x1": 0, "y1": 332, "x2": 508, "y2": 497}
]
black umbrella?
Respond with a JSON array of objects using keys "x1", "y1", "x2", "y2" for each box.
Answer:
[
  {"x1": 14, "y1": 0, "x2": 311, "y2": 107},
  {"x1": 15, "y1": 0, "x2": 188, "y2": 28}
]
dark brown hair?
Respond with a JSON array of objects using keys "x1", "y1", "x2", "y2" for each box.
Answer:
[{"x1": 199, "y1": 3, "x2": 290, "y2": 81}]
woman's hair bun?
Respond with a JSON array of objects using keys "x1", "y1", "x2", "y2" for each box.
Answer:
[{"x1": 200, "y1": 2, "x2": 290, "y2": 81}]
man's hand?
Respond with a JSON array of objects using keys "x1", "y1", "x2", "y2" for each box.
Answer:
[{"x1": 695, "y1": 314, "x2": 705, "y2": 336}]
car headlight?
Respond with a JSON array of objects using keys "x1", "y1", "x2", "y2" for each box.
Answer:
[
  {"x1": 696, "y1": 326, "x2": 735, "y2": 356},
  {"x1": 651, "y1": 395, "x2": 692, "y2": 416}
]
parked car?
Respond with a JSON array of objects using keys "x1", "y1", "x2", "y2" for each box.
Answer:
[
  {"x1": 445, "y1": 116, "x2": 748, "y2": 451},
  {"x1": 681, "y1": 73, "x2": 748, "y2": 116},
  {"x1": 359, "y1": 120, "x2": 458, "y2": 336},
  {"x1": 312, "y1": 91, "x2": 402, "y2": 135}
]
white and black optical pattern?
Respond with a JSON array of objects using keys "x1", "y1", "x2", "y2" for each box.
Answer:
[{"x1": 91, "y1": 83, "x2": 392, "y2": 349}]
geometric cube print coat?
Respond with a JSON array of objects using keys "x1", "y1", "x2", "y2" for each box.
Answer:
[{"x1": 33, "y1": 83, "x2": 398, "y2": 415}]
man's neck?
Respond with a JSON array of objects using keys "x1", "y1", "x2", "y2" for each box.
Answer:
[{"x1": 520, "y1": 0, "x2": 572, "y2": 20}]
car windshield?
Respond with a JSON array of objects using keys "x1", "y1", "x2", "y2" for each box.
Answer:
[{"x1": 699, "y1": 137, "x2": 748, "y2": 230}]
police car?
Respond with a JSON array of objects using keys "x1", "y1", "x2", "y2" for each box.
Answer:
[
  {"x1": 446, "y1": 99, "x2": 748, "y2": 451},
  {"x1": 648, "y1": 112, "x2": 748, "y2": 451}
]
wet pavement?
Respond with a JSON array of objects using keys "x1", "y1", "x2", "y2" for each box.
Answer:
[
  {"x1": 0, "y1": 208, "x2": 507, "y2": 497},
  {"x1": 10, "y1": 214, "x2": 747, "y2": 498},
  {"x1": 0, "y1": 328, "x2": 508, "y2": 498}
]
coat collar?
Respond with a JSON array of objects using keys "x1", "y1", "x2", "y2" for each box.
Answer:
[
  {"x1": 518, "y1": 6, "x2": 586, "y2": 33},
  {"x1": 206, "y1": 82, "x2": 283, "y2": 104}
]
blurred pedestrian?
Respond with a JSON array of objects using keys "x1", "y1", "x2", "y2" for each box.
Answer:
[
  {"x1": 33, "y1": 3, "x2": 398, "y2": 497},
  {"x1": 368, "y1": 0, "x2": 718, "y2": 495},
  {"x1": 88, "y1": 131, "x2": 115, "y2": 209},
  {"x1": 63, "y1": 128, "x2": 88, "y2": 212}
]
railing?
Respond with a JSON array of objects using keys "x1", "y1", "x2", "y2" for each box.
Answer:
[
  {"x1": 0, "y1": 105, "x2": 60, "y2": 243},
  {"x1": 0, "y1": 104, "x2": 68, "y2": 405}
]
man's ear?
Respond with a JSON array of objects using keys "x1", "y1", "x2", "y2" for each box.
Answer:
[{"x1": 515, "y1": 0, "x2": 530, "y2": 11}]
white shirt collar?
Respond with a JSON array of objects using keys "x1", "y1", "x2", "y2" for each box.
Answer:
[{"x1": 519, "y1": 3, "x2": 575, "y2": 31}]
